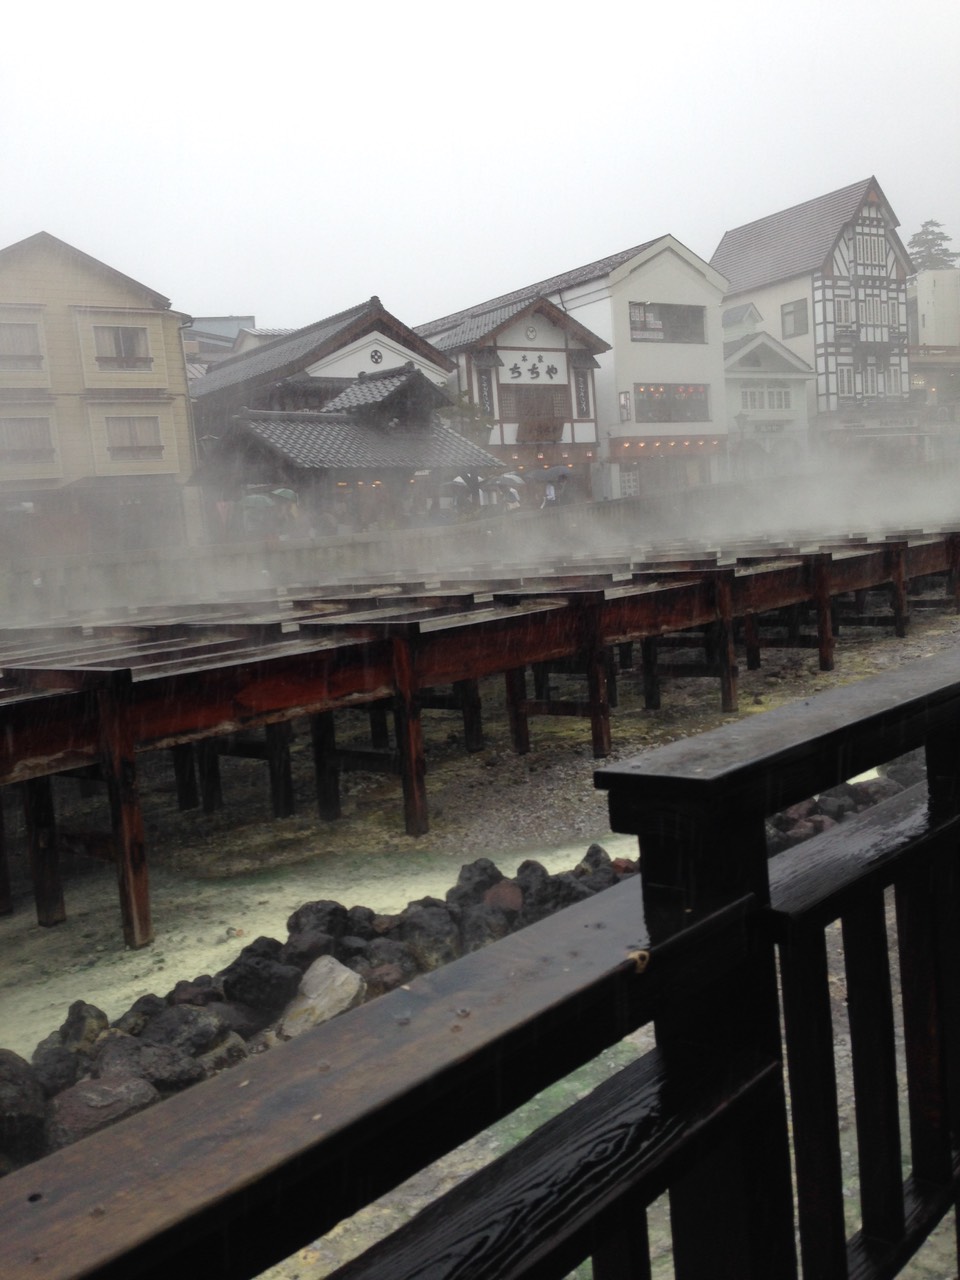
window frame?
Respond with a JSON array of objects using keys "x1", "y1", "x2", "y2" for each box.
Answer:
[
  {"x1": 629, "y1": 302, "x2": 706, "y2": 344},
  {"x1": 105, "y1": 415, "x2": 164, "y2": 459},
  {"x1": 0, "y1": 322, "x2": 44, "y2": 370},
  {"x1": 0, "y1": 416, "x2": 55, "y2": 460},
  {"x1": 93, "y1": 325, "x2": 153, "y2": 371},
  {"x1": 633, "y1": 383, "x2": 710, "y2": 424}
]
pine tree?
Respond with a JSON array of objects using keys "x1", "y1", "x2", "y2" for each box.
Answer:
[{"x1": 907, "y1": 220, "x2": 959, "y2": 271}]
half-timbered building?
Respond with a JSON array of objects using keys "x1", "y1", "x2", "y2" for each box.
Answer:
[{"x1": 711, "y1": 178, "x2": 912, "y2": 417}]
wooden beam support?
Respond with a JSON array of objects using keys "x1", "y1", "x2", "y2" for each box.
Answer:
[
  {"x1": 97, "y1": 673, "x2": 151, "y2": 949},
  {"x1": 23, "y1": 776, "x2": 64, "y2": 928},
  {"x1": 310, "y1": 711, "x2": 341, "y2": 821},
  {"x1": 391, "y1": 636, "x2": 428, "y2": 836}
]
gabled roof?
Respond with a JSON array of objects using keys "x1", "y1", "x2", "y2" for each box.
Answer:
[
  {"x1": 191, "y1": 297, "x2": 454, "y2": 400},
  {"x1": 416, "y1": 240, "x2": 665, "y2": 341},
  {"x1": 228, "y1": 410, "x2": 500, "y2": 473},
  {"x1": 722, "y1": 302, "x2": 764, "y2": 327},
  {"x1": 321, "y1": 363, "x2": 451, "y2": 414},
  {"x1": 723, "y1": 332, "x2": 815, "y2": 373},
  {"x1": 711, "y1": 177, "x2": 904, "y2": 295},
  {"x1": 0, "y1": 231, "x2": 175, "y2": 311},
  {"x1": 421, "y1": 294, "x2": 612, "y2": 357}
]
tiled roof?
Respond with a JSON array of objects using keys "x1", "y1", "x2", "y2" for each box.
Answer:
[
  {"x1": 416, "y1": 240, "x2": 662, "y2": 345},
  {"x1": 722, "y1": 303, "x2": 761, "y2": 326},
  {"x1": 191, "y1": 299, "x2": 380, "y2": 398},
  {"x1": 710, "y1": 178, "x2": 893, "y2": 295},
  {"x1": 243, "y1": 328, "x2": 295, "y2": 338},
  {"x1": 321, "y1": 365, "x2": 435, "y2": 413},
  {"x1": 232, "y1": 411, "x2": 501, "y2": 472}
]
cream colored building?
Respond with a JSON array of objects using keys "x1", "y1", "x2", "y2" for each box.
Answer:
[{"x1": 0, "y1": 232, "x2": 198, "y2": 556}]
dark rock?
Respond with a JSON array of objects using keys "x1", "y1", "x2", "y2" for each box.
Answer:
[
  {"x1": 445, "y1": 858, "x2": 504, "y2": 908},
  {"x1": 772, "y1": 798, "x2": 819, "y2": 831},
  {"x1": 168, "y1": 977, "x2": 223, "y2": 1007},
  {"x1": 210, "y1": 1001, "x2": 276, "y2": 1040},
  {"x1": 516, "y1": 862, "x2": 594, "y2": 925},
  {"x1": 234, "y1": 935, "x2": 285, "y2": 962},
  {"x1": 217, "y1": 954, "x2": 303, "y2": 1011},
  {"x1": 195, "y1": 1032, "x2": 249, "y2": 1076},
  {"x1": 850, "y1": 776, "x2": 904, "y2": 808},
  {"x1": 280, "y1": 927, "x2": 334, "y2": 972},
  {"x1": 334, "y1": 935, "x2": 371, "y2": 964},
  {"x1": 345, "y1": 906, "x2": 377, "y2": 939},
  {"x1": 352, "y1": 937, "x2": 419, "y2": 983},
  {"x1": 460, "y1": 903, "x2": 512, "y2": 953},
  {"x1": 139, "y1": 1005, "x2": 230, "y2": 1056},
  {"x1": 112, "y1": 994, "x2": 167, "y2": 1036},
  {"x1": 885, "y1": 749, "x2": 926, "y2": 788},
  {"x1": 47, "y1": 1076, "x2": 159, "y2": 1151},
  {"x1": 610, "y1": 857, "x2": 638, "y2": 876},
  {"x1": 88, "y1": 1030, "x2": 204, "y2": 1094},
  {"x1": 399, "y1": 900, "x2": 462, "y2": 971},
  {"x1": 483, "y1": 879, "x2": 523, "y2": 915},
  {"x1": 0, "y1": 1049, "x2": 47, "y2": 1167},
  {"x1": 286, "y1": 900, "x2": 349, "y2": 942},
  {"x1": 363, "y1": 963, "x2": 409, "y2": 998},
  {"x1": 31, "y1": 1032, "x2": 80, "y2": 1097},
  {"x1": 782, "y1": 819, "x2": 818, "y2": 845},
  {"x1": 817, "y1": 792, "x2": 857, "y2": 822},
  {"x1": 59, "y1": 1000, "x2": 109, "y2": 1056},
  {"x1": 575, "y1": 843, "x2": 611, "y2": 874}
]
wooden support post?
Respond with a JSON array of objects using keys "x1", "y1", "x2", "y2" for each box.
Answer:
[
  {"x1": 743, "y1": 614, "x2": 761, "y2": 670},
  {"x1": 504, "y1": 666, "x2": 530, "y2": 755},
  {"x1": 605, "y1": 647, "x2": 618, "y2": 710},
  {"x1": 170, "y1": 744, "x2": 199, "y2": 810},
  {"x1": 0, "y1": 798, "x2": 12, "y2": 916},
  {"x1": 640, "y1": 637, "x2": 660, "y2": 710},
  {"x1": 887, "y1": 544, "x2": 908, "y2": 638},
  {"x1": 812, "y1": 553, "x2": 835, "y2": 672},
  {"x1": 23, "y1": 776, "x2": 65, "y2": 927},
  {"x1": 310, "y1": 711, "x2": 341, "y2": 820},
  {"x1": 453, "y1": 678, "x2": 484, "y2": 752},
  {"x1": 369, "y1": 701, "x2": 391, "y2": 751},
  {"x1": 618, "y1": 641, "x2": 634, "y2": 671},
  {"x1": 714, "y1": 571, "x2": 738, "y2": 713},
  {"x1": 585, "y1": 644, "x2": 611, "y2": 760},
  {"x1": 786, "y1": 603, "x2": 801, "y2": 643},
  {"x1": 195, "y1": 739, "x2": 223, "y2": 814},
  {"x1": 265, "y1": 722, "x2": 295, "y2": 818},
  {"x1": 391, "y1": 635, "x2": 428, "y2": 837},
  {"x1": 532, "y1": 661, "x2": 550, "y2": 701},
  {"x1": 98, "y1": 672, "x2": 152, "y2": 949},
  {"x1": 947, "y1": 532, "x2": 960, "y2": 613}
]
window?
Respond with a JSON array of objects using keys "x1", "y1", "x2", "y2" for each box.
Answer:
[
  {"x1": 105, "y1": 416, "x2": 163, "y2": 458},
  {"x1": 887, "y1": 364, "x2": 901, "y2": 396},
  {"x1": 781, "y1": 299, "x2": 808, "y2": 338},
  {"x1": 741, "y1": 387, "x2": 791, "y2": 411},
  {"x1": 864, "y1": 366, "x2": 877, "y2": 396},
  {"x1": 497, "y1": 384, "x2": 569, "y2": 441},
  {"x1": 619, "y1": 391, "x2": 632, "y2": 422},
  {"x1": 888, "y1": 297, "x2": 900, "y2": 329},
  {"x1": 634, "y1": 383, "x2": 709, "y2": 423},
  {"x1": 94, "y1": 325, "x2": 152, "y2": 369},
  {"x1": 629, "y1": 302, "x2": 705, "y2": 343},
  {"x1": 838, "y1": 366, "x2": 854, "y2": 397},
  {"x1": 835, "y1": 299, "x2": 853, "y2": 326},
  {"x1": 0, "y1": 417, "x2": 53, "y2": 459},
  {"x1": 0, "y1": 322, "x2": 43, "y2": 370}
]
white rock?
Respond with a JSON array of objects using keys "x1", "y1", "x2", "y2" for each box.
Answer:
[{"x1": 276, "y1": 956, "x2": 366, "y2": 1040}]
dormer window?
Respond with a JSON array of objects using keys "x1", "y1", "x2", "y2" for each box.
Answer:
[{"x1": 94, "y1": 325, "x2": 152, "y2": 370}]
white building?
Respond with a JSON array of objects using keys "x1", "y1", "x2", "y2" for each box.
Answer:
[
  {"x1": 711, "y1": 178, "x2": 912, "y2": 417},
  {"x1": 418, "y1": 236, "x2": 729, "y2": 499}
]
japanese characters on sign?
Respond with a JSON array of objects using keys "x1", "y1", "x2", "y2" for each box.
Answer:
[{"x1": 499, "y1": 352, "x2": 568, "y2": 386}]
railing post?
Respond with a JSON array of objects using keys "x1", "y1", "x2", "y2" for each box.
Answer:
[{"x1": 599, "y1": 779, "x2": 796, "y2": 1279}]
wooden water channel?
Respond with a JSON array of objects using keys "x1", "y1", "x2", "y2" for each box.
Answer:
[
  {"x1": 1, "y1": 531, "x2": 959, "y2": 949},
  {"x1": 4, "y1": 605, "x2": 960, "y2": 1277}
]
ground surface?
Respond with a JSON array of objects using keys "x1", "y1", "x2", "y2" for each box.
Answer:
[{"x1": 2, "y1": 597, "x2": 960, "y2": 1276}]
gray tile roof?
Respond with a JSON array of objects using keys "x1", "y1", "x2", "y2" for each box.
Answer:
[
  {"x1": 710, "y1": 178, "x2": 896, "y2": 295},
  {"x1": 416, "y1": 240, "x2": 662, "y2": 345},
  {"x1": 191, "y1": 299, "x2": 380, "y2": 398},
  {"x1": 321, "y1": 365, "x2": 435, "y2": 413},
  {"x1": 232, "y1": 411, "x2": 501, "y2": 472}
]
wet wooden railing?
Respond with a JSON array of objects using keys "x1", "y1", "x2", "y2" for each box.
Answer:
[{"x1": 4, "y1": 651, "x2": 960, "y2": 1277}]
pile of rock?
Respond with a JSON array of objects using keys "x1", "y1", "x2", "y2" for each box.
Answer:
[
  {"x1": 765, "y1": 750, "x2": 924, "y2": 852},
  {"x1": 0, "y1": 845, "x2": 637, "y2": 1175}
]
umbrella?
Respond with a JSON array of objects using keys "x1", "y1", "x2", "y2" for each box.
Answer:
[
  {"x1": 272, "y1": 488, "x2": 297, "y2": 501},
  {"x1": 536, "y1": 465, "x2": 573, "y2": 482},
  {"x1": 239, "y1": 492, "x2": 275, "y2": 508},
  {"x1": 480, "y1": 472, "x2": 525, "y2": 490}
]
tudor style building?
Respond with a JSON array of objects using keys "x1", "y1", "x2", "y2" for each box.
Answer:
[
  {"x1": 418, "y1": 236, "x2": 729, "y2": 499},
  {"x1": 0, "y1": 232, "x2": 199, "y2": 557},
  {"x1": 711, "y1": 178, "x2": 913, "y2": 418}
]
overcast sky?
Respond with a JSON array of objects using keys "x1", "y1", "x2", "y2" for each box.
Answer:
[{"x1": 3, "y1": 1, "x2": 957, "y2": 331}]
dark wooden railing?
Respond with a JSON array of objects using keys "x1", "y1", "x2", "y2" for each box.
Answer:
[{"x1": 5, "y1": 650, "x2": 960, "y2": 1278}]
